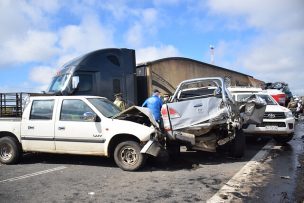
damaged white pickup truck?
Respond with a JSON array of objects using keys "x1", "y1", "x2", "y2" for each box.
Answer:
[
  {"x1": 0, "y1": 96, "x2": 161, "y2": 171},
  {"x1": 161, "y1": 77, "x2": 266, "y2": 157}
]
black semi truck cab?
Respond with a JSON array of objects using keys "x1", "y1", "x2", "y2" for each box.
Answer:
[{"x1": 47, "y1": 48, "x2": 137, "y2": 105}]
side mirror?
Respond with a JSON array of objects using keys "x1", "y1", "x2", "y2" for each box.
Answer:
[
  {"x1": 83, "y1": 112, "x2": 96, "y2": 122},
  {"x1": 72, "y1": 76, "x2": 79, "y2": 89}
]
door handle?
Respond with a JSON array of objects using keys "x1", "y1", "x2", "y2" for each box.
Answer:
[
  {"x1": 58, "y1": 127, "x2": 65, "y2": 130},
  {"x1": 28, "y1": 126, "x2": 34, "y2": 130},
  {"x1": 193, "y1": 104, "x2": 202, "y2": 108}
]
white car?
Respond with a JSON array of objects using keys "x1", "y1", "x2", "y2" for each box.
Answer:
[
  {"x1": 232, "y1": 91, "x2": 295, "y2": 143},
  {"x1": 0, "y1": 96, "x2": 161, "y2": 171}
]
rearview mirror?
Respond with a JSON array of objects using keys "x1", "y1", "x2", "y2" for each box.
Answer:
[{"x1": 72, "y1": 76, "x2": 79, "y2": 89}]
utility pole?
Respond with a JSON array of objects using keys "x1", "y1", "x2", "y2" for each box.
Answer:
[{"x1": 210, "y1": 45, "x2": 214, "y2": 64}]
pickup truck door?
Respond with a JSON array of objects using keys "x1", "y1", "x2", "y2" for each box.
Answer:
[
  {"x1": 20, "y1": 99, "x2": 55, "y2": 151},
  {"x1": 54, "y1": 99, "x2": 105, "y2": 154}
]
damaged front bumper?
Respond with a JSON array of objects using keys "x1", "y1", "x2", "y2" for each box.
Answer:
[{"x1": 140, "y1": 140, "x2": 162, "y2": 157}]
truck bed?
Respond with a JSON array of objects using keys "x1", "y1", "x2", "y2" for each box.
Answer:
[{"x1": 0, "y1": 92, "x2": 44, "y2": 118}]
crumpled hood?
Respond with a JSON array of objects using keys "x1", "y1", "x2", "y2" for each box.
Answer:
[{"x1": 112, "y1": 106, "x2": 159, "y2": 129}]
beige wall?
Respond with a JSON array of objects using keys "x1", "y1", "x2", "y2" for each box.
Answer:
[{"x1": 146, "y1": 58, "x2": 264, "y2": 96}]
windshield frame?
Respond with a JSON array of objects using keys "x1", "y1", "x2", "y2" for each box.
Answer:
[{"x1": 87, "y1": 98, "x2": 121, "y2": 118}]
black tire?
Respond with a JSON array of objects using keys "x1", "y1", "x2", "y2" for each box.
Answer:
[
  {"x1": 273, "y1": 134, "x2": 294, "y2": 143},
  {"x1": 0, "y1": 137, "x2": 21, "y2": 164},
  {"x1": 113, "y1": 141, "x2": 146, "y2": 171},
  {"x1": 230, "y1": 129, "x2": 245, "y2": 158}
]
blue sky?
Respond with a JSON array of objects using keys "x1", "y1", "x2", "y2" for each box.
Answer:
[{"x1": 0, "y1": 0, "x2": 303, "y2": 95}]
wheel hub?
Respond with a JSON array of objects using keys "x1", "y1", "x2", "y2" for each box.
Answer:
[
  {"x1": 0, "y1": 143, "x2": 12, "y2": 161},
  {"x1": 120, "y1": 146, "x2": 137, "y2": 166}
]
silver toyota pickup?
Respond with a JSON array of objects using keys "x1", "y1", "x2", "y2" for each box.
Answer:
[{"x1": 161, "y1": 77, "x2": 266, "y2": 157}]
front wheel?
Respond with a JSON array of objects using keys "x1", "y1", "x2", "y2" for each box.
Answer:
[
  {"x1": 114, "y1": 141, "x2": 146, "y2": 171},
  {"x1": 273, "y1": 134, "x2": 294, "y2": 143},
  {"x1": 0, "y1": 137, "x2": 21, "y2": 164}
]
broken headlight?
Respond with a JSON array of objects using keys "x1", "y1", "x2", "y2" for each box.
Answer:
[{"x1": 285, "y1": 111, "x2": 293, "y2": 118}]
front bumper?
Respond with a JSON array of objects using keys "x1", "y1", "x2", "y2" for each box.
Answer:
[{"x1": 243, "y1": 117, "x2": 295, "y2": 135}]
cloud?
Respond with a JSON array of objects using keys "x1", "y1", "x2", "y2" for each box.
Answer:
[
  {"x1": 124, "y1": 8, "x2": 160, "y2": 47},
  {"x1": 0, "y1": 30, "x2": 59, "y2": 66},
  {"x1": 59, "y1": 14, "x2": 115, "y2": 54},
  {"x1": 206, "y1": 0, "x2": 304, "y2": 95},
  {"x1": 29, "y1": 66, "x2": 56, "y2": 84},
  {"x1": 125, "y1": 23, "x2": 144, "y2": 47},
  {"x1": 207, "y1": 0, "x2": 304, "y2": 31},
  {"x1": 136, "y1": 45, "x2": 180, "y2": 63}
]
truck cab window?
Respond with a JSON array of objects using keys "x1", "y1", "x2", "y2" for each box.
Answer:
[
  {"x1": 76, "y1": 74, "x2": 93, "y2": 93},
  {"x1": 60, "y1": 99, "x2": 95, "y2": 121},
  {"x1": 30, "y1": 100, "x2": 54, "y2": 120}
]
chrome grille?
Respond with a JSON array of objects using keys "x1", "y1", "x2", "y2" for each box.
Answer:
[{"x1": 263, "y1": 112, "x2": 286, "y2": 119}]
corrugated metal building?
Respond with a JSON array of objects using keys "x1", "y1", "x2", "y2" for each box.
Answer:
[{"x1": 136, "y1": 57, "x2": 264, "y2": 104}]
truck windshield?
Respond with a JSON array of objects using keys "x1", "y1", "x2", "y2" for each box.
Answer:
[
  {"x1": 88, "y1": 98, "x2": 121, "y2": 118},
  {"x1": 48, "y1": 74, "x2": 70, "y2": 92}
]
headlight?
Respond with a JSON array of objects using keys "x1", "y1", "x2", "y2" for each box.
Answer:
[{"x1": 285, "y1": 111, "x2": 293, "y2": 118}]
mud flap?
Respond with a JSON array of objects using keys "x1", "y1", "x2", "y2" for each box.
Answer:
[{"x1": 140, "y1": 140, "x2": 162, "y2": 157}]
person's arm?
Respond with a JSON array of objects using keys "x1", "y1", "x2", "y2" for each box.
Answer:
[{"x1": 142, "y1": 99, "x2": 147, "y2": 107}]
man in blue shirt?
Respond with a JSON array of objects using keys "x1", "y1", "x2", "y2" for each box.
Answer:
[{"x1": 142, "y1": 89, "x2": 163, "y2": 124}]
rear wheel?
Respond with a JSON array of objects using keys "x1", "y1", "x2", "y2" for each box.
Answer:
[
  {"x1": 114, "y1": 141, "x2": 146, "y2": 171},
  {"x1": 230, "y1": 129, "x2": 245, "y2": 158},
  {"x1": 0, "y1": 137, "x2": 20, "y2": 164},
  {"x1": 273, "y1": 134, "x2": 294, "y2": 143}
]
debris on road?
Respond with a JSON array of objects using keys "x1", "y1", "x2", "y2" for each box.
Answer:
[{"x1": 280, "y1": 176, "x2": 290, "y2": 179}]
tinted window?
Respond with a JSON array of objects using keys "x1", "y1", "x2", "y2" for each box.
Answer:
[
  {"x1": 60, "y1": 99, "x2": 95, "y2": 121},
  {"x1": 30, "y1": 100, "x2": 54, "y2": 120},
  {"x1": 77, "y1": 74, "x2": 93, "y2": 92}
]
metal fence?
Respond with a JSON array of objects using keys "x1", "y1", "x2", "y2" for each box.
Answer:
[{"x1": 0, "y1": 93, "x2": 27, "y2": 117}]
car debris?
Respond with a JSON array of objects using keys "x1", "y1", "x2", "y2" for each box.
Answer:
[
  {"x1": 161, "y1": 77, "x2": 266, "y2": 157},
  {"x1": 229, "y1": 87, "x2": 295, "y2": 143}
]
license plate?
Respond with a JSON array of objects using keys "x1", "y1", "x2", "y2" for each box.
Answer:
[{"x1": 265, "y1": 126, "x2": 278, "y2": 130}]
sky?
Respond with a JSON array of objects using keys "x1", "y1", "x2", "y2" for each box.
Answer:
[{"x1": 0, "y1": 0, "x2": 303, "y2": 95}]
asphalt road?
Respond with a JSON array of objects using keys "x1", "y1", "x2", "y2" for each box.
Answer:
[{"x1": 0, "y1": 121, "x2": 303, "y2": 203}]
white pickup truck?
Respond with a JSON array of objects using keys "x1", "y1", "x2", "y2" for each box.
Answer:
[{"x1": 0, "y1": 96, "x2": 161, "y2": 171}]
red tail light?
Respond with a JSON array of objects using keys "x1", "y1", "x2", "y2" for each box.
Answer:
[{"x1": 161, "y1": 106, "x2": 180, "y2": 118}]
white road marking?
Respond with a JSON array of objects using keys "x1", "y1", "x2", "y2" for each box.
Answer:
[
  {"x1": 207, "y1": 140, "x2": 275, "y2": 203},
  {"x1": 0, "y1": 166, "x2": 67, "y2": 183}
]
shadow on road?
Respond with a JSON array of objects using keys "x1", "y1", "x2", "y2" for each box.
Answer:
[{"x1": 17, "y1": 137, "x2": 270, "y2": 171}]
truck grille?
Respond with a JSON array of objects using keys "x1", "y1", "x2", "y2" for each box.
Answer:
[
  {"x1": 263, "y1": 112, "x2": 286, "y2": 119},
  {"x1": 256, "y1": 122, "x2": 286, "y2": 127}
]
